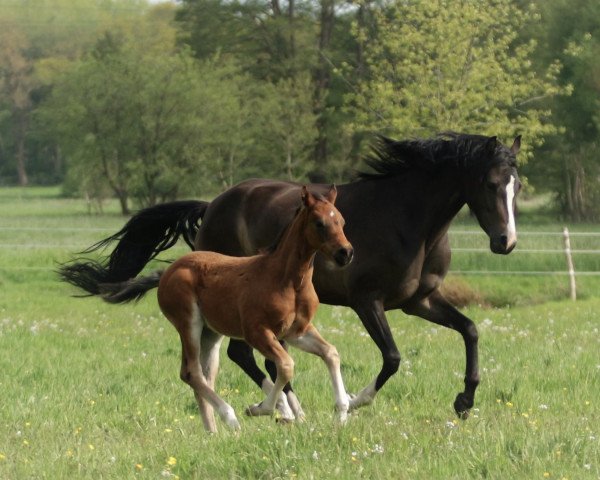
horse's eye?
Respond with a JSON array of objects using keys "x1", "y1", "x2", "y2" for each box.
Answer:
[
  {"x1": 315, "y1": 219, "x2": 326, "y2": 229},
  {"x1": 486, "y1": 181, "x2": 498, "y2": 192}
]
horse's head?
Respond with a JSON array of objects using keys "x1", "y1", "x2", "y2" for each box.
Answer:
[
  {"x1": 464, "y1": 135, "x2": 522, "y2": 255},
  {"x1": 301, "y1": 185, "x2": 354, "y2": 266}
]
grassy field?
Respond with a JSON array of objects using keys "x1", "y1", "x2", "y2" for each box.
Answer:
[{"x1": 0, "y1": 187, "x2": 599, "y2": 479}]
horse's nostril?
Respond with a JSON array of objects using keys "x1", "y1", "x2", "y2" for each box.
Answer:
[{"x1": 500, "y1": 235, "x2": 508, "y2": 247}]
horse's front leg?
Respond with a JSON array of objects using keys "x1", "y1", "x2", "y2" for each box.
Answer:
[
  {"x1": 403, "y1": 290, "x2": 480, "y2": 418},
  {"x1": 348, "y1": 299, "x2": 401, "y2": 410}
]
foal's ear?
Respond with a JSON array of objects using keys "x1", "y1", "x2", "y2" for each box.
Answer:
[
  {"x1": 301, "y1": 185, "x2": 316, "y2": 207},
  {"x1": 510, "y1": 135, "x2": 522, "y2": 155},
  {"x1": 325, "y1": 184, "x2": 337, "y2": 204}
]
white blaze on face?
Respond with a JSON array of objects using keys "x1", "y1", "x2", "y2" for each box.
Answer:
[
  {"x1": 329, "y1": 210, "x2": 336, "y2": 218},
  {"x1": 505, "y1": 175, "x2": 517, "y2": 247}
]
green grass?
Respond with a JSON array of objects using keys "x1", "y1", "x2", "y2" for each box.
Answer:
[{"x1": 0, "y1": 187, "x2": 599, "y2": 479}]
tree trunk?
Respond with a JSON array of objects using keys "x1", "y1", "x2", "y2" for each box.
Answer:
[
  {"x1": 116, "y1": 190, "x2": 130, "y2": 215},
  {"x1": 313, "y1": 0, "x2": 335, "y2": 168},
  {"x1": 14, "y1": 110, "x2": 29, "y2": 186},
  {"x1": 288, "y1": 0, "x2": 295, "y2": 62}
]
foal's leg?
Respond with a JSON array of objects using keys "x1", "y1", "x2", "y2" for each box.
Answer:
[
  {"x1": 227, "y1": 340, "x2": 298, "y2": 419},
  {"x1": 287, "y1": 325, "x2": 350, "y2": 424},
  {"x1": 403, "y1": 290, "x2": 480, "y2": 419},
  {"x1": 245, "y1": 330, "x2": 295, "y2": 422},
  {"x1": 198, "y1": 328, "x2": 225, "y2": 433},
  {"x1": 264, "y1": 342, "x2": 305, "y2": 421},
  {"x1": 173, "y1": 309, "x2": 240, "y2": 432}
]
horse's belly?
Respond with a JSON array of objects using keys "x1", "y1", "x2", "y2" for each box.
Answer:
[{"x1": 393, "y1": 278, "x2": 420, "y2": 303}]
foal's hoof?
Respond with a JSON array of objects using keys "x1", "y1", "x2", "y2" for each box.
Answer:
[
  {"x1": 453, "y1": 393, "x2": 473, "y2": 419},
  {"x1": 275, "y1": 416, "x2": 295, "y2": 425},
  {"x1": 245, "y1": 402, "x2": 270, "y2": 417}
]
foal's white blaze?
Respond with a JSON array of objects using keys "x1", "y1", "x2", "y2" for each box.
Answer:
[
  {"x1": 505, "y1": 175, "x2": 517, "y2": 248},
  {"x1": 329, "y1": 210, "x2": 336, "y2": 218}
]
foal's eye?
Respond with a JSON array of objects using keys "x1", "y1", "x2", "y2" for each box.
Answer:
[{"x1": 315, "y1": 219, "x2": 326, "y2": 229}]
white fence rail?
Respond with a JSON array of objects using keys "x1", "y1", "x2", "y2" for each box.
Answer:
[{"x1": 2, "y1": 226, "x2": 600, "y2": 285}]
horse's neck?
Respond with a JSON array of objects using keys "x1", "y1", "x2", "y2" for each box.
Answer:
[
  {"x1": 418, "y1": 172, "x2": 466, "y2": 239},
  {"x1": 360, "y1": 172, "x2": 465, "y2": 241},
  {"x1": 270, "y1": 213, "x2": 316, "y2": 290}
]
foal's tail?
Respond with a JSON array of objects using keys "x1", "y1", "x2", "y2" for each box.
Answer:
[
  {"x1": 58, "y1": 200, "x2": 208, "y2": 296},
  {"x1": 99, "y1": 271, "x2": 163, "y2": 304}
]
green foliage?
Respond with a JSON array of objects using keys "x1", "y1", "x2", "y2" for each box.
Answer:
[
  {"x1": 0, "y1": 0, "x2": 159, "y2": 185},
  {"x1": 347, "y1": 0, "x2": 567, "y2": 159},
  {"x1": 39, "y1": 28, "x2": 214, "y2": 212},
  {"x1": 255, "y1": 74, "x2": 320, "y2": 180},
  {"x1": 524, "y1": 0, "x2": 600, "y2": 220}
]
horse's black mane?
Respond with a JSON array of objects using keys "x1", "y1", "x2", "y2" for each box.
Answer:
[{"x1": 357, "y1": 132, "x2": 516, "y2": 181}]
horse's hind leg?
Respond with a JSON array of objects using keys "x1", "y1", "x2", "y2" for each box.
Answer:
[
  {"x1": 287, "y1": 325, "x2": 350, "y2": 424},
  {"x1": 245, "y1": 330, "x2": 295, "y2": 422}
]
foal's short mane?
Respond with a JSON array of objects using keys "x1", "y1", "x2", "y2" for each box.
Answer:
[{"x1": 357, "y1": 132, "x2": 517, "y2": 181}]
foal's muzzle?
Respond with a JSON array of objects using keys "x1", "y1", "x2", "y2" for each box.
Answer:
[{"x1": 333, "y1": 246, "x2": 354, "y2": 267}]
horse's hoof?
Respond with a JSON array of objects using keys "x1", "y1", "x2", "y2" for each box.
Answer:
[{"x1": 453, "y1": 393, "x2": 472, "y2": 419}]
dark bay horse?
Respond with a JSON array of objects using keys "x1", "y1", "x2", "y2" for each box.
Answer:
[
  {"x1": 60, "y1": 132, "x2": 522, "y2": 419},
  {"x1": 98, "y1": 186, "x2": 353, "y2": 432}
]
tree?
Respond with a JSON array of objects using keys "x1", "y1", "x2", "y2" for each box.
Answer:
[
  {"x1": 0, "y1": 26, "x2": 35, "y2": 185},
  {"x1": 40, "y1": 32, "x2": 211, "y2": 213},
  {"x1": 524, "y1": 0, "x2": 600, "y2": 220},
  {"x1": 346, "y1": 0, "x2": 567, "y2": 159},
  {"x1": 0, "y1": 0, "x2": 161, "y2": 186},
  {"x1": 176, "y1": 0, "x2": 352, "y2": 177},
  {"x1": 256, "y1": 74, "x2": 319, "y2": 180}
]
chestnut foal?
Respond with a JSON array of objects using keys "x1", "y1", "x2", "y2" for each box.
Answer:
[{"x1": 100, "y1": 186, "x2": 354, "y2": 432}]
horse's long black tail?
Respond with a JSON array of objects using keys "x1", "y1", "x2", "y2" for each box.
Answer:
[
  {"x1": 99, "y1": 271, "x2": 163, "y2": 304},
  {"x1": 58, "y1": 200, "x2": 208, "y2": 296}
]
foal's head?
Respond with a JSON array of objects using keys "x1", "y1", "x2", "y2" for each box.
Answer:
[{"x1": 300, "y1": 185, "x2": 354, "y2": 267}]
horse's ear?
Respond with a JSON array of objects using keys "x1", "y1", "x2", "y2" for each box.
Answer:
[
  {"x1": 325, "y1": 184, "x2": 337, "y2": 204},
  {"x1": 486, "y1": 136, "x2": 498, "y2": 155},
  {"x1": 511, "y1": 135, "x2": 522, "y2": 155},
  {"x1": 301, "y1": 185, "x2": 315, "y2": 207}
]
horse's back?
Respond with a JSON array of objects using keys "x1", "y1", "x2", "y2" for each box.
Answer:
[{"x1": 196, "y1": 179, "x2": 303, "y2": 255}]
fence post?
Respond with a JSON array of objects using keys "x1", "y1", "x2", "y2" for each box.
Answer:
[{"x1": 563, "y1": 227, "x2": 576, "y2": 301}]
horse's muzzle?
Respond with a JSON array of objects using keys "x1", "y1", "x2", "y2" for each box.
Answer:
[
  {"x1": 333, "y1": 246, "x2": 354, "y2": 266},
  {"x1": 490, "y1": 234, "x2": 516, "y2": 255}
]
